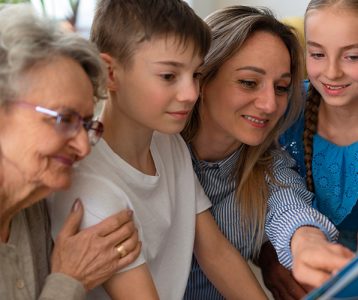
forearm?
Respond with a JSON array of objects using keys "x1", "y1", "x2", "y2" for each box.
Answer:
[
  {"x1": 195, "y1": 211, "x2": 267, "y2": 300},
  {"x1": 196, "y1": 243, "x2": 267, "y2": 299},
  {"x1": 266, "y1": 188, "x2": 338, "y2": 268},
  {"x1": 266, "y1": 150, "x2": 338, "y2": 268},
  {"x1": 39, "y1": 273, "x2": 85, "y2": 300},
  {"x1": 104, "y1": 264, "x2": 159, "y2": 300}
]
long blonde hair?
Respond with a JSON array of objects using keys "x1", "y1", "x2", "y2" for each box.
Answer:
[{"x1": 182, "y1": 6, "x2": 304, "y2": 257}]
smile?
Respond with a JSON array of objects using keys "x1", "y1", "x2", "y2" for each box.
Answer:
[
  {"x1": 243, "y1": 115, "x2": 268, "y2": 125},
  {"x1": 323, "y1": 83, "x2": 350, "y2": 90}
]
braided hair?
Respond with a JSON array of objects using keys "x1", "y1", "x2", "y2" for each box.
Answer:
[{"x1": 303, "y1": 85, "x2": 321, "y2": 191}]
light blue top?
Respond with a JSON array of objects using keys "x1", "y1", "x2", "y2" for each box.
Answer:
[{"x1": 280, "y1": 81, "x2": 358, "y2": 251}]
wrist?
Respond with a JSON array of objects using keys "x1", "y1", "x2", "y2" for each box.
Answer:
[{"x1": 291, "y1": 226, "x2": 327, "y2": 257}]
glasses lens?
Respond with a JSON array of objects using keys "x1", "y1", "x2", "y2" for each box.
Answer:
[
  {"x1": 56, "y1": 112, "x2": 81, "y2": 136},
  {"x1": 86, "y1": 120, "x2": 104, "y2": 146}
]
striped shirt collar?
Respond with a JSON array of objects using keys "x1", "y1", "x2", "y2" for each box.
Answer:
[{"x1": 188, "y1": 144, "x2": 243, "y2": 179}]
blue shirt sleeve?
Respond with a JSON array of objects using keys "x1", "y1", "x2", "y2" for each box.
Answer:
[{"x1": 264, "y1": 149, "x2": 338, "y2": 269}]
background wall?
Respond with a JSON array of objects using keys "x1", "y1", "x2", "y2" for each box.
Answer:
[
  {"x1": 190, "y1": 0, "x2": 310, "y2": 19},
  {"x1": 31, "y1": 1, "x2": 310, "y2": 38}
]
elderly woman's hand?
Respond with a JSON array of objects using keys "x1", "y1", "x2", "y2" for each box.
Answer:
[{"x1": 51, "y1": 200, "x2": 141, "y2": 291}]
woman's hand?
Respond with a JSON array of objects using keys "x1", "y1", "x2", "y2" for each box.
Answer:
[
  {"x1": 291, "y1": 227, "x2": 354, "y2": 288},
  {"x1": 51, "y1": 199, "x2": 141, "y2": 290}
]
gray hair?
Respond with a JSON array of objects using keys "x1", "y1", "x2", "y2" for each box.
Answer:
[{"x1": 0, "y1": 4, "x2": 106, "y2": 105}]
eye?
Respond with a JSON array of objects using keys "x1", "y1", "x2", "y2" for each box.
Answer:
[
  {"x1": 59, "y1": 113, "x2": 73, "y2": 123},
  {"x1": 238, "y1": 79, "x2": 257, "y2": 89},
  {"x1": 56, "y1": 112, "x2": 79, "y2": 131},
  {"x1": 309, "y1": 52, "x2": 325, "y2": 59},
  {"x1": 275, "y1": 85, "x2": 290, "y2": 96},
  {"x1": 160, "y1": 73, "x2": 175, "y2": 81},
  {"x1": 82, "y1": 119, "x2": 94, "y2": 131},
  {"x1": 345, "y1": 54, "x2": 358, "y2": 61}
]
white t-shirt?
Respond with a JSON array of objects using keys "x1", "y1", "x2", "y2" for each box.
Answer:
[{"x1": 48, "y1": 132, "x2": 211, "y2": 300}]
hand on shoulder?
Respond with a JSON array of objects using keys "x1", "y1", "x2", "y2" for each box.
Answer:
[{"x1": 51, "y1": 200, "x2": 141, "y2": 290}]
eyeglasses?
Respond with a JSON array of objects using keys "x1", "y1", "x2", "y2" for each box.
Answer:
[{"x1": 12, "y1": 101, "x2": 104, "y2": 146}]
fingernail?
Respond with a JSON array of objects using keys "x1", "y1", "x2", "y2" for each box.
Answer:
[
  {"x1": 127, "y1": 209, "x2": 133, "y2": 217},
  {"x1": 72, "y1": 199, "x2": 80, "y2": 212}
]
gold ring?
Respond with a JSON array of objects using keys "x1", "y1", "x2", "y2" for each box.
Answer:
[{"x1": 115, "y1": 244, "x2": 128, "y2": 258}]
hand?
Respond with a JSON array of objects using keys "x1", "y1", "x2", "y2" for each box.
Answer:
[
  {"x1": 291, "y1": 227, "x2": 354, "y2": 288},
  {"x1": 258, "y1": 242, "x2": 308, "y2": 300},
  {"x1": 51, "y1": 199, "x2": 141, "y2": 290}
]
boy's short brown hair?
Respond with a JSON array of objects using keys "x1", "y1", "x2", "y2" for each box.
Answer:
[{"x1": 91, "y1": 0, "x2": 211, "y2": 68}]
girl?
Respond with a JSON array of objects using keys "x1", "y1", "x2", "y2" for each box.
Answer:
[
  {"x1": 283, "y1": 0, "x2": 358, "y2": 252},
  {"x1": 261, "y1": 1, "x2": 358, "y2": 298}
]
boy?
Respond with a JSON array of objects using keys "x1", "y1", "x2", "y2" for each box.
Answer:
[{"x1": 49, "y1": 1, "x2": 267, "y2": 299}]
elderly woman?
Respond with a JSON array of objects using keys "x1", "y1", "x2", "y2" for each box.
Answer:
[{"x1": 0, "y1": 5, "x2": 140, "y2": 300}]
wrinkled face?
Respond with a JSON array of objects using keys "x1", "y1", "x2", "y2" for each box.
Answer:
[
  {"x1": 201, "y1": 31, "x2": 291, "y2": 147},
  {"x1": 306, "y1": 6, "x2": 358, "y2": 108},
  {"x1": 0, "y1": 56, "x2": 94, "y2": 193},
  {"x1": 111, "y1": 35, "x2": 203, "y2": 134}
]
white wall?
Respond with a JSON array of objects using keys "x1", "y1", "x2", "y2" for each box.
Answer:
[{"x1": 191, "y1": 0, "x2": 310, "y2": 19}]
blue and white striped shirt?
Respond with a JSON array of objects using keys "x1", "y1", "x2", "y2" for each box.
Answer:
[{"x1": 184, "y1": 146, "x2": 338, "y2": 300}]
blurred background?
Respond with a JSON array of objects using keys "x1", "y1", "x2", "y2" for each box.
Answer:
[
  {"x1": 190, "y1": 0, "x2": 310, "y2": 19},
  {"x1": 0, "y1": 0, "x2": 309, "y2": 38}
]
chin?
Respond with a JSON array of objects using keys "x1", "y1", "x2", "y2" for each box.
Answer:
[
  {"x1": 158, "y1": 125, "x2": 186, "y2": 135},
  {"x1": 241, "y1": 136, "x2": 267, "y2": 147},
  {"x1": 46, "y1": 175, "x2": 72, "y2": 191}
]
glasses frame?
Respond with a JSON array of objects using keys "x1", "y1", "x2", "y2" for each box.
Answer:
[{"x1": 11, "y1": 101, "x2": 104, "y2": 146}]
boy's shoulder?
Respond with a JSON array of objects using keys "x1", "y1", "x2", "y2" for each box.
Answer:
[
  {"x1": 76, "y1": 138, "x2": 117, "y2": 174},
  {"x1": 152, "y1": 131, "x2": 194, "y2": 171}
]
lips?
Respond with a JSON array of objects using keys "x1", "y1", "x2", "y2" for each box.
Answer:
[
  {"x1": 241, "y1": 115, "x2": 270, "y2": 129},
  {"x1": 53, "y1": 155, "x2": 75, "y2": 167},
  {"x1": 243, "y1": 115, "x2": 268, "y2": 125},
  {"x1": 167, "y1": 110, "x2": 191, "y2": 120},
  {"x1": 321, "y1": 82, "x2": 351, "y2": 96},
  {"x1": 322, "y1": 82, "x2": 350, "y2": 90}
]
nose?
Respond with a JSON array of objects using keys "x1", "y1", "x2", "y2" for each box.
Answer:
[
  {"x1": 177, "y1": 78, "x2": 200, "y2": 104},
  {"x1": 69, "y1": 127, "x2": 91, "y2": 159},
  {"x1": 254, "y1": 85, "x2": 278, "y2": 114},
  {"x1": 324, "y1": 58, "x2": 343, "y2": 80}
]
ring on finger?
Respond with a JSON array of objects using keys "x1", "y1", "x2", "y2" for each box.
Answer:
[{"x1": 115, "y1": 244, "x2": 128, "y2": 258}]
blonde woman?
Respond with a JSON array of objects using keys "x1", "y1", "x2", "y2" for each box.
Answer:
[{"x1": 182, "y1": 6, "x2": 352, "y2": 299}]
